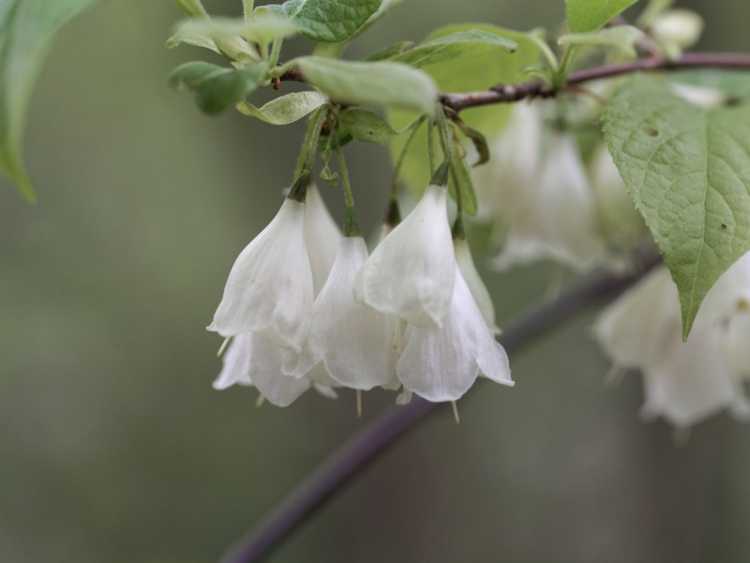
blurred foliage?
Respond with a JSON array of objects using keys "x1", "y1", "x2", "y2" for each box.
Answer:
[{"x1": 2, "y1": 1, "x2": 750, "y2": 562}]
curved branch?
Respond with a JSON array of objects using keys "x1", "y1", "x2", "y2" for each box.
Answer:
[
  {"x1": 282, "y1": 52, "x2": 750, "y2": 113},
  {"x1": 219, "y1": 248, "x2": 661, "y2": 563}
]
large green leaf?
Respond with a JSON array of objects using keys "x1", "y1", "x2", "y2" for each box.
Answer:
[
  {"x1": 603, "y1": 76, "x2": 750, "y2": 337},
  {"x1": 0, "y1": 0, "x2": 97, "y2": 202},
  {"x1": 388, "y1": 24, "x2": 540, "y2": 197},
  {"x1": 566, "y1": 0, "x2": 638, "y2": 33},
  {"x1": 392, "y1": 29, "x2": 517, "y2": 68},
  {"x1": 169, "y1": 61, "x2": 267, "y2": 115},
  {"x1": 293, "y1": 56, "x2": 437, "y2": 115},
  {"x1": 282, "y1": 0, "x2": 382, "y2": 43}
]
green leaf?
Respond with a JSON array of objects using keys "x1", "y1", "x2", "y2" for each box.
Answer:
[
  {"x1": 0, "y1": 0, "x2": 97, "y2": 202},
  {"x1": 388, "y1": 24, "x2": 540, "y2": 197},
  {"x1": 176, "y1": 0, "x2": 208, "y2": 17},
  {"x1": 168, "y1": 14, "x2": 299, "y2": 58},
  {"x1": 338, "y1": 108, "x2": 396, "y2": 144},
  {"x1": 293, "y1": 56, "x2": 437, "y2": 115},
  {"x1": 169, "y1": 61, "x2": 267, "y2": 114},
  {"x1": 603, "y1": 76, "x2": 750, "y2": 337},
  {"x1": 282, "y1": 0, "x2": 382, "y2": 43},
  {"x1": 366, "y1": 40, "x2": 414, "y2": 61},
  {"x1": 237, "y1": 91, "x2": 328, "y2": 125},
  {"x1": 392, "y1": 29, "x2": 517, "y2": 68},
  {"x1": 558, "y1": 25, "x2": 644, "y2": 58},
  {"x1": 566, "y1": 0, "x2": 638, "y2": 33}
]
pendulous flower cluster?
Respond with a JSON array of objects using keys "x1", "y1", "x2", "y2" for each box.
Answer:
[{"x1": 209, "y1": 179, "x2": 513, "y2": 407}]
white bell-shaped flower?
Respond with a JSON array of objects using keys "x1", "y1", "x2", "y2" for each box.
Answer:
[
  {"x1": 492, "y1": 133, "x2": 605, "y2": 271},
  {"x1": 305, "y1": 185, "x2": 341, "y2": 294},
  {"x1": 595, "y1": 257, "x2": 750, "y2": 428},
  {"x1": 213, "y1": 332, "x2": 338, "y2": 407},
  {"x1": 454, "y1": 236, "x2": 499, "y2": 334},
  {"x1": 304, "y1": 236, "x2": 400, "y2": 390},
  {"x1": 397, "y1": 264, "x2": 513, "y2": 402},
  {"x1": 472, "y1": 102, "x2": 542, "y2": 223},
  {"x1": 208, "y1": 197, "x2": 313, "y2": 351},
  {"x1": 358, "y1": 184, "x2": 455, "y2": 327},
  {"x1": 641, "y1": 324, "x2": 750, "y2": 428}
]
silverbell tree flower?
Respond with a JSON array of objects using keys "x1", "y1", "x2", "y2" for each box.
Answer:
[
  {"x1": 397, "y1": 261, "x2": 514, "y2": 402},
  {"x1": 491, "y1": 133, "x2": 606, "y2": 271},
  {"x1": 472, "y1": 102, "x2": 542, "y2": 224},
  {"x1": 295, "y1": 235, "x2": 400, "y2": 390},
  {"x1": 208, "y1": 195, "x2": 314, "y2": 350},
  {"x1": 357, "y1": 183, "x2": 455, "y2": 327},
  {"x1": 595, "y1": 256, "x2": 750, "y2": 428}
]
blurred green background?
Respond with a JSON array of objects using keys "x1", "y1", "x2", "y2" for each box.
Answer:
[{"x1": 2, "y1": 1, "x2": 750, "y2": 562}]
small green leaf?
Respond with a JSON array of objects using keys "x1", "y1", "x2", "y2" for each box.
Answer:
[
  {"x1": 168, "y1": 14, "x2": 299, "y2": 57},
  {"x1": 237, "y1": 91, "x2": 328, "y2": 124},
  {"x1": 558, "y1": 25, "x2": 644, "y2": 58},
  {"x1": 338, "y1": 108, "x2": 396, "y2": 144},
  {"x1": 392, "y1": 29, "x2": 517, "y2": 68},
  {"x1": 366, "y1": 40, "x2": 414, "y2": 61},
  {"x1": 282, "y1": 0, "x2": 382, "y2": 43},
  {"x1": 169, "y1": 61, "x2": 267, "y2": 114},
  {"x1": 294, "y1": 56, "x2": 437, "y2": 115},
  {"x1": 566, "y1": 0, "x2": 638, "y2": 33},
  {"x1": 603, "y1": 75, "x2": 750, "y2": 337},
  {"x1": 0, "y1": 0, "x2": 98, "y2": 201}
]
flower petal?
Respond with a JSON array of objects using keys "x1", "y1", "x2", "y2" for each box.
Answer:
[
  {"x1": 213, "y1": 335, "x2": 252, "y2": 390},
  {"x1": 209, "y1": 199, "x2": 314, "y2": 350},
  {"x1": 397, "y1": 266, "x2": 511, "y2": 401},
  {"x1": 307, "y1": 237, "x2": 398, "y2": 389},
  {"x1": 454, "y1": 237, "x2": 498, "y2": 333},
  {"x1": 250, "y1": 331, "x2": 311, "y2": 407},
  {"x1": 305, "y1": 185, "x2": 342, "y2": 295},
  {"x1": 359, "y1": 185, "x2": 454, "y2": 326}
]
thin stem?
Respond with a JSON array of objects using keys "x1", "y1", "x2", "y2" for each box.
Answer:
[
  {"x1": 426, "y1": 121, "x2": 436, "y2": 175},
  {"x1": 390, "y1": 116, "x2": 426, "y2": 201},
  {"x1": 219, "y1": 247, "x2": 661, "y2": 563},
  {"x1": 292, "y1": 108, "x2": 326, "y2": 183},
  {"x1": 335, "y1": 146, "x2": 359, "y2": 237}
]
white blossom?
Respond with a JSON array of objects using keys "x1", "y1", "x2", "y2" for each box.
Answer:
[
  {"x1": 208, "y1": 197, "x2": 313, "y2": 351},
  {"x1": 492, "y1": 133, "x2": 605, "y2": 271},
  {"x1": 472, "y1": 102, "x2": 542, "y2": 223},
  {"x1": 397, "y1": 264, "x2": 513, "y2": 402},
  {"x1": 595, "y1": 256, "x2": 750, "y2": 428},
  {"x1": 358, "y1": 184, "x2": 455, "y2": 327},
  {"x1": 303, "y1": 236, "x2": 400, "y2": 390}
]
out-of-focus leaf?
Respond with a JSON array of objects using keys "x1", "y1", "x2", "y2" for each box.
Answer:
[
  {"x1": 0, "y1": 0, "x2": 98, "y2": 201},
  {"x1": 338, "y1": 108, "x2": 397, "y2": 144},
  {"x1": 294, "y1": 56, "x2": 437, "y2": 115},
  {"x1": 566, "y1": 0, "x2": 638, "y2": 33},
  {"x1": 169, "y1": 61, "x2": 267, "y2": 114},
  {"x1": 558, "y1": 25, "x2": 644, "y2": 58},
  {"x1": 392, "y1": 29, "x2": 517, "y2": 68}
]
